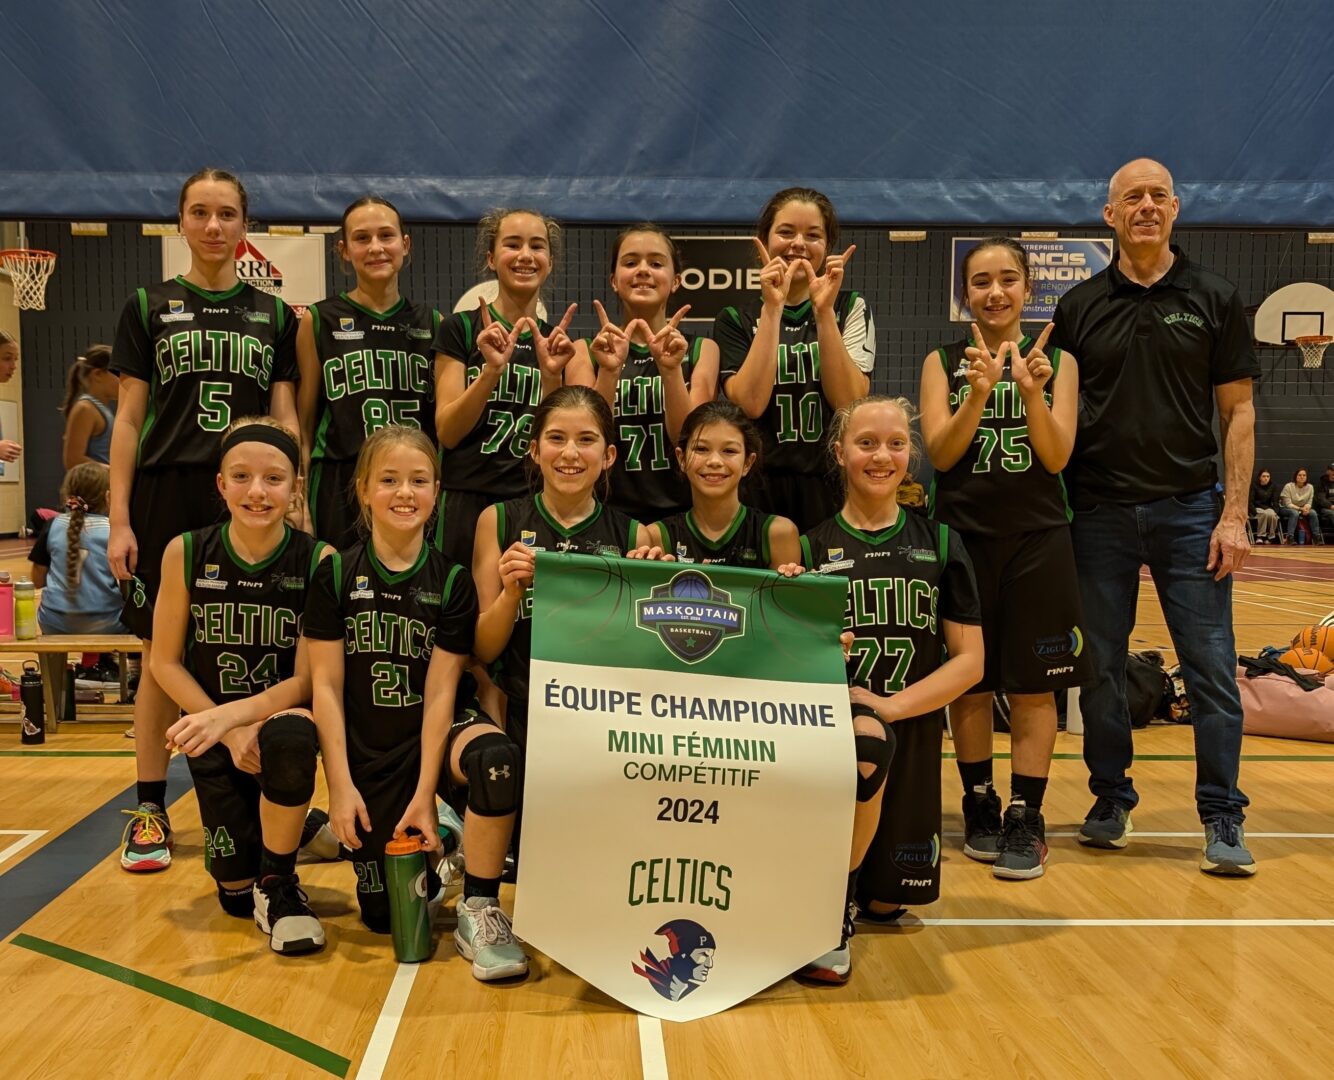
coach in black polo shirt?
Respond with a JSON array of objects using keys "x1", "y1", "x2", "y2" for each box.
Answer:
[{"x1": 1052, "y1": 157, "x2": 1258, "y2": 876}]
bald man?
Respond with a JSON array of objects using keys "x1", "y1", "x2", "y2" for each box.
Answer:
[{"x1": 1051, "y1": 158, "x2": 1258, "y2": 875}]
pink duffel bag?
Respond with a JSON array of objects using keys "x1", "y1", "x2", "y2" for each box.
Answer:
[{"x1": 1237, "y1": 667, "x2": 1334, "y2": 742}]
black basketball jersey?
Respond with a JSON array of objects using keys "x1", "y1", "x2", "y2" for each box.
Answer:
[
  {"x1": 714, "y1": 292, "x2": 873, "y2": 476},
  {"x1": 928, "y1": 336, "x2": 1073, "y2": 536},
  {"x1": 433, "y1": 304, "x2": 553, "y2": 498},
  {"x1": 654, "y1": 505, "x2": 773, "y2": 568},
  {"x1": 309, "y1": 294, "x2": 441, "y2": 463},
  {"x1": 181, "y1": 522, "x2": 325, "y2": 706},
  {"x1": 801, "y1": 511, "x2": 981, "y2": 696},
  {"x1": 111, "y1": 279, "x2": 298, "y2": 468},
  {"x1": 599, "y1": 336, "x2": 702, "y2": 518},
  {"x1": 302, "y1": 540, "x2": 477, "y2": 762},
  {"x1": 490, "y1": 493, "x2": 639, "y2": 706}
]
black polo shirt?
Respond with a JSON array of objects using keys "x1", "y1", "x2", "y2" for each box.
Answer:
[{"x1": 1051, "y1": 246, "x2": 1258, "y2": 508}]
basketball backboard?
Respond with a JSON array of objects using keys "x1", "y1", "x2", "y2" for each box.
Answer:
[{"x1": 1254, "y1": 281, "x2": 1334, "y2": 344}]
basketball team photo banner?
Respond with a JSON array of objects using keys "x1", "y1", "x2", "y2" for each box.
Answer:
[{"x1": 515, "y1": 553, "x2": 854, "y2": 1022}]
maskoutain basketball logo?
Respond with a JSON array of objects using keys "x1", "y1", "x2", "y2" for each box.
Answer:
[
  {"x1": 632, "y1": 920, "x2": 717, "y2": 1003},
  {"x1": 635, "y1": 569, "x2": 745, "y2": 664}
]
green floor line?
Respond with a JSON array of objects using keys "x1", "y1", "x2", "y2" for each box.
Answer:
[
  {"x1": 11, "y1": 934, "x2": 350, "y2": 1077},
  {"x1": 944, "y1": 752, "x2": 1334, "y2": 762},
  {"x1": 0, "y1": 746, "x2": 136, "y2": 757}
]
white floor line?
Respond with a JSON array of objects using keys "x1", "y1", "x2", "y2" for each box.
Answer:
[
  {"x1": 0, "y1": 830, "x2": 46, "y2": 866},
  {"x1": 638, "y1": 1014, "x2": 669, "y2": 1080},
  {"x1": 919, "y1": 918, "x2": 1334, "y2": 927},
  {"x1": 354, "y1": 962, "x2": 419, "y2": 1080},
  {"x1": 944, "y1": 830, "x2": 1334, "y2": 839}
]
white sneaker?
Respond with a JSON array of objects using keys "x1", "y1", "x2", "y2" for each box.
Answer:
[
  {"x1": 454, "y1": 896, "x2": 528, "y2": 981},
  {"x1": 298, "y1": 808, "x2": 341, "y2": 862},
  {"x1": 253, "y1": 875, "x2": 325, "y2": 955}
]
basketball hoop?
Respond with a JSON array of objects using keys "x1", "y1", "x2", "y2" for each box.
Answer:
[
  {"x1": 1294, "y1": 335, "x2": 1332, "y2": 369},
  {"x1": 0, "y1": 249, "x2": 57, "y2": 310}
]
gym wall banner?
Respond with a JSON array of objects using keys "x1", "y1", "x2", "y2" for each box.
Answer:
[
  {"x1": 949, "y1": 237, "x2": 1113, "y2": 322},
  {"x1": 514, "y1": 553, "x2": 853, "y2": 1021},
  {"x1": 161, "y1": 233, "x2": 327, "y2": 310},
  {"x1": 669, "y1": 236, "x2": 761, "y2": 324}
]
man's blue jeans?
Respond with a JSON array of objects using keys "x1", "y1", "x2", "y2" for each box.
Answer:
[{"x1": 1071, "y1": 488, "x2": 1248, "y2": 822}]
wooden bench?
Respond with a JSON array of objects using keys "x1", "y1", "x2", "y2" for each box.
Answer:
[{"x1": 0, "y1": 634, "x2": 141, "y2": 733}]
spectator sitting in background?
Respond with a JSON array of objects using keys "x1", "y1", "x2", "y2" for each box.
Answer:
[
  {"x1": 1278, "y1": 467, "x2": 1324, "y2": 545},
  {"x1": 1316, "y1": 462, "x2": 1334, "y2": 538},
  {"x1": 30, "y1": 463, "x2": 128, "y2": 635},
  {"x1": 62, "y1": 344, "x2": 118, "y2": 468},
  {"x1": 1249, "y1": 468, "x2": 1281, "y2": 544},
  {"x1": 0, "y1": 329, "x2": 22, "y2": 465},
  {"x1": 896, "y1": 470, "x2": 927, "y2": 512}
]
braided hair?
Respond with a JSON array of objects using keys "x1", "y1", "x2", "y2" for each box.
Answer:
[{"x1": 60, "y1": 464, "x2": 110, "y2": 591}]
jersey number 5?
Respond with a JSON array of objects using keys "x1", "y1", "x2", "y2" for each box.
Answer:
[{"x1": 199, "y1": 381, "x2": 233, "y2": 432}]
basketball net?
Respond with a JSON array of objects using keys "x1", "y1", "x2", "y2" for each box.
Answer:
[
  {"x1": 0, "y1": 249, "x2": 57, "y2": 310},
  {"x1": 1294, "y1": 335, "x2": 1331, "y2": 370}
]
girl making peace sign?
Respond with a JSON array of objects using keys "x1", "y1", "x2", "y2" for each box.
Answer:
[
  {"x1": 919, "y1": 237, "x2": 1087, "y2": 881},
  {"x1": 713, "y1": 188, "x2": 875, "y2": 531}
]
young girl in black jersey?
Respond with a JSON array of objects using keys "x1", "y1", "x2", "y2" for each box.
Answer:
[
  {"x1": 792, "y1": 396, "x2": 984, "y2": 982},
  {"x1": 153, "y1": 417, "x2": 328, "y2": 954},
  {"x1": 304, "y1": 426, "x2": 527, "y2": 981},
  {"x1": 920, "y1": 237, "x2": 1084, "y2": 880},
  {"x1": 575, "y1": 224, "x2": 720, "y2": 521},
  {"x1": 297, "y1": 196, "x2": 442, "y2": 548},
  {"x1": 110, "y1": 168, "x2": 300, "y2": 875},
  {"x1": 713, "y1": 188, "x2": 875, "y2": 531},
  {"x1": 643, "y1": 401, "x2": 799, "y2": 569},
  {"x1": 474, "y1": 386, "x2": 656, "y2": 756},
  {"x1": 433, "y1": 208, "x2": 592, "y2": 567}
]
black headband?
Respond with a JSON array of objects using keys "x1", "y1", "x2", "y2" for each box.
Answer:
[{"x1": 221, "y1": 424, "x2": 300, "y2": 472}]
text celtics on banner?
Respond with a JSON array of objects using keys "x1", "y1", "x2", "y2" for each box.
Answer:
[{"x1": 514, "y1": 553, "x2": 854, "y2": 1022}]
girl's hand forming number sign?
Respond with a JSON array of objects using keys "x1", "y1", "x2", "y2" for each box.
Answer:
[
  {"x1": 754, "y1": 238, "x2": 797, "y2": 308},
  {"x1": 590, "y1": 299, "x2": 630, "y2": 376},
  {"x1": 964, "y1": 322, "x2": 1006, "y2": 397},
  {"x1": 807, "y1": 245, "x2": 856, "y2": 314},
  {"x1": 532, "y1": 303, "x2": 579, "y2": 379},
  {"x1": 1010, "y1": 323, "x2": 1055, "y2": 396},
  {"x1": 476, "y1": 298, "x2": 521, "y2": 374},
  {"x1": 646, "y1": 305, "x2": 691, "y2": 373}
]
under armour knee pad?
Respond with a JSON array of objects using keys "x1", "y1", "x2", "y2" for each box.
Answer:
[
  {"x1": 217, "y1": 882, "x2": 255, "y2": 918},
  {"x1": 258, "y1": 712, "x2": 319, "y2": 808},
  {"x1": 855, "y1": 724, "x2": 896, "y2": 802},
  {"x1": 459, "y1": 731, "x2": 522, "y2": 817}
]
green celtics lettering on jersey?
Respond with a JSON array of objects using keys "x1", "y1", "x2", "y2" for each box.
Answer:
[
  {"x1": 309, "y1": 294, "x2": 440, "y2": 462},
  {"x1": 714, "y1": 291, "x2": 874, "y2": 476},
  {"x1": 182, "y1": 522, "x2": 324, "y2": 705},
  {"x1": 434, "y1": 305, "x2": 550, "y2": 498},
  {"x1": 112, "y1": 278, "x2": 298, "y2": 468},
  {"x1": 802, "y1": 511, "x2": 980, "y2": 696},
  {"x1": 929, "y1": 336, "x2": 1073, "y2": 536}
]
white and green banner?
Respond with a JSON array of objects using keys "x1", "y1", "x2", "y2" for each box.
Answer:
[{"x1": 514, "y1": 553, "x2": 854, "y2": 1022}]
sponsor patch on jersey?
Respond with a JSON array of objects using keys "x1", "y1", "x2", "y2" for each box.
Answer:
[
  {"x1": 243, "y1": 310, "x2": 271, "y2": 325},
  {"x1": 828, "y1": 547, "x2": 843, "y2": 562},
  {"x1": 334, "y1": 317, "x2": 364, "y2": 341},
  {"x1": 520, "y1": 530, "x2": 537, "y2": 546},
  {"x1": 205, "y1": 564, "x2": 220, "y2": 579},
  {"x1": 904, "y1": 547, "x2": 938, "y2": 564},
  {"x1": 675, "y1": 543, "x2": 692, "y2": 562},
  {"x1": 280, "y1": 575, "x2": 305, "y2": 590},
  {"x1": 406, "y1": 328, "x2": 433, "y2": 341},
  {"x1": 350, "y1": 573, "x2": 374, "y2": 600},
  {"x1": 195, "y1": 569, "x2": 227, "y2": 591},
  {"x1": 412, "y1": 588, "x2": 441, "y2": 606},
  {"x1": 161, "y1": 299, "x2": 193, "y2": 324}
]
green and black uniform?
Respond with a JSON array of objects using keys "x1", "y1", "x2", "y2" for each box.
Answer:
[
  {"x1": 928, "y1": 335, "x2": 1087, "y2": 693},
  {"x1": 490, "y1": 493, "x2": 638, "y2": 751},
  {"x1": 308, "y1": 294, "x2": 441, "y2": 549},
  {"x1": 178, "y1": 522, "x2": 325, "y2": 884},
  {"x1": 595, "y1": 336, "x2": 704, "y2": 521},
  {"x1": 111, "y1": 277, "x2": 298, "y2": 623},
  {"x1": 714, "y1": 292, "x2": 875, "y2": 530},
  {"x1": 653, "y1": 505, "x2": 774, "y2": 568},
  {"x1": 302, "y1": 540, "x2": 479, "y2": 932},
  {"x1": 802, "y1": 510, "x2": 980, "y2": 908},
  {"x1": 433, "y1": 305, "x2": 553, "y2": 565}
]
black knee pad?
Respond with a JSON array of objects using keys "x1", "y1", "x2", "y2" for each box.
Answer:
[
  {"x1": 258, "y1": 712, "x2": 319, "y2": 808},
  {"x1": 855, "y1": 724, "x2": 896, "y2": 802},
  {"x1": 217, "y1": 882, "x2": 255, "y2": 918},
  {"x1": 459, "y1": 731, "x2": 522, "y2": 817}
]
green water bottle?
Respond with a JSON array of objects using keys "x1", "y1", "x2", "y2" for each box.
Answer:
[{"x1": 384, "y1": 835, "x2": 432, "y2": 963}]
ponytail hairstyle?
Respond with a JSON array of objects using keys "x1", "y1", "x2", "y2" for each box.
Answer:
[
  {"x1": 60, "y1": 463, "x2": 110, "y2": 592},
  {"x1": 475, "y1": 207, "x2": 563, "y2": 277},
  {"x1": 675, "y1": 401, "x2": 764, "y2": 475},
  {"x1": 60, "y1": 344, "x2": 112, "y2": 416},
  {"x1": 826, "y1": 394, "x2": 921, "y2": 494},
  {"x1": 351, "y1": 424, "x2": 439, "y2": 536},
  {"x1": 526, "y1": 385, "x2": 617, "y2": 499}
]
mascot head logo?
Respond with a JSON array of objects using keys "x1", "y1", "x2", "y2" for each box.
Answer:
[{"x1": 632, "y1": 919, "x2": 717, "y2": 1002}]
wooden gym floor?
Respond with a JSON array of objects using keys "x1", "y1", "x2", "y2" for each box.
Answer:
[{"x1": 0, "y1": 546, "x2": 1331, "y2": 1079}]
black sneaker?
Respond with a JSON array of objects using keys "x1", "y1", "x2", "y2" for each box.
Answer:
[
  {"x1": 253, "y1": 874, "x2": 325, "y2": 955},
  {"x1": 1079, "y1": 796, "x2": 1133, "y2": 849},
  {"x1": 993, "y1": 804, "x2": 1049, "y2": 880},
  {"x1": 962, "y1": 787, "x2": 1003, "y2": 862}
]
